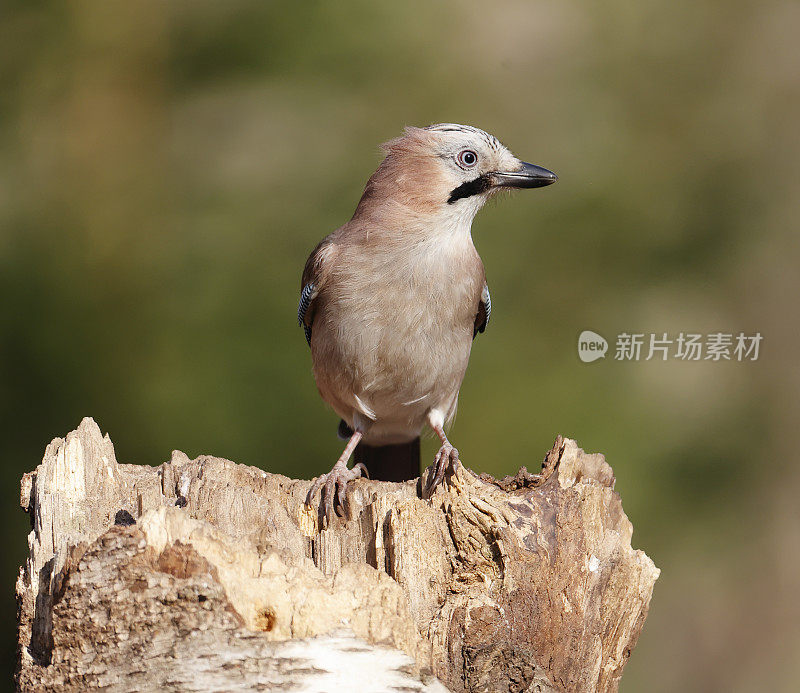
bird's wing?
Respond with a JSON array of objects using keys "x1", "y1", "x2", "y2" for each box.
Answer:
[
  {"x1": 473, "y1": 282, "x2": 491, "y2": 338},
  {"x1": 299, "y1": 239, "x2": 338, "y2": 346}
]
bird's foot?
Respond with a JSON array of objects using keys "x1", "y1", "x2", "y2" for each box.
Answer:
[
  {"x1": 305, "y1": 460, "x2": 368, "y2": 529},
  {"x1": 423, "y1": 444, "x2": 460, "y2": 499}
]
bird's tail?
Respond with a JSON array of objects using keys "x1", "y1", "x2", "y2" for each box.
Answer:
[
  {"x1": 338, "y1": 419, "x2": 420, "y2": 481},
  {"x1": 354, "y1": 438, "x2": 421, "y2": 482}
]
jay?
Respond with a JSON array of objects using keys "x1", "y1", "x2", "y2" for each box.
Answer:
[{"x1": 299, "y1": 124, "x2": 556, "y2": 524}]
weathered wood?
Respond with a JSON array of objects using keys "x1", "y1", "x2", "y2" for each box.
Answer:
[{"x1": 16, "y1": 418, "x2": 659, "y2": 692}]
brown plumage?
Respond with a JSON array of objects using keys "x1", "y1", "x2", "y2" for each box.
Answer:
[{"x1": 300, "y1": 124, "x2": 556, "y2": 525}]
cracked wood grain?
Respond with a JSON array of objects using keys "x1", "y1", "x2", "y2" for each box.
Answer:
[{"x1": 16, "y1": 418, "x2": 659, "y2": 692}]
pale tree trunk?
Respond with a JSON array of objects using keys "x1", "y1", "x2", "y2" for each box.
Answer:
[{"x1": 16, "y1": 418, "x2": 659, "y2": 692}]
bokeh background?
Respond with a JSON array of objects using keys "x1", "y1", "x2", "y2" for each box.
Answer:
[{"x1": 2, "y1": 1, "x2": 799, "y2": 690}]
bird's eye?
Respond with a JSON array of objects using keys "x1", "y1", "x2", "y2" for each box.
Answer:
[{"x1": 457, "y1": 150, "x2": 478, "y2": 168}]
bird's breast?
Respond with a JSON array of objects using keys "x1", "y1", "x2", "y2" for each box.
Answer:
[{"x1": 311, "y1": 233, "x2": 483, "y2": 418}]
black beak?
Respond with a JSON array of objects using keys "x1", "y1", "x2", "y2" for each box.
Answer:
[{"x1": 490, "y1": 161, "x2": 558, "y2": 189}]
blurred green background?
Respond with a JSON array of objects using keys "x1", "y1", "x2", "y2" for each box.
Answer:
[{"x1": 2, "y1": 0, "x2": 798, "y2": 690}]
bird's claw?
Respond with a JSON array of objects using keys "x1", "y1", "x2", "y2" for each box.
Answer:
[
  {"x1": 423, "y1": 444, "x2": 459, "y2": 499},
  {"x1": 305, "y1": 461, "x2": 368, "y2": 528}
]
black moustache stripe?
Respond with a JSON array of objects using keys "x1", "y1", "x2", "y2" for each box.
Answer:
[{"x1": 447, "y1": 175, "x2": 491, "y2": 204}]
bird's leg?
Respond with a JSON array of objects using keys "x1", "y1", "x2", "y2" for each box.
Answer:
[
  {"x1": 424, "y1": 422, "x2": 460, "y2": 498},
  {"x1": 305, "y1": 431, "x2": 368, "y2": 528}
]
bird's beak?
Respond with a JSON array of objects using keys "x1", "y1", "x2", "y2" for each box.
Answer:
[{"x1": 490, "y1": 162, "x2": 558, "y2": 189}]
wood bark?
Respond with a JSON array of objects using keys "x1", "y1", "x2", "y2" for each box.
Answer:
[{"x1": 16, "y1": 418, "x2": 659, "y2": 692}]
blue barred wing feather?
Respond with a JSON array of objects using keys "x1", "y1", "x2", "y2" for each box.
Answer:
[{"x1": 298, "y1": 283, "x2": 317, "y2": 346}]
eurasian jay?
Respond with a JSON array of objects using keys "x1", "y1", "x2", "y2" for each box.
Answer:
[{"x1": 300, "y1": 124, "x2": 556, "y2": 524}]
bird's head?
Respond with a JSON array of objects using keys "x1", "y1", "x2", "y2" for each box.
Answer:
[{"x1": 354, "y1": 123, "x2": 557, "y2": 226}]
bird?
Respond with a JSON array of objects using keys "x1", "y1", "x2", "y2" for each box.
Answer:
[{"x1": 299, "y1": 123, "x2": 556, "y2": 525}]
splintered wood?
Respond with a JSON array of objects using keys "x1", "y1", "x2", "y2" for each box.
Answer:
[{"x1": 16, "y1": 419, "x2": 659, "y2": 692}]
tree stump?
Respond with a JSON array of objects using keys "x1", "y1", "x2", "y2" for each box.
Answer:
[{"x1": 16, "y1": 418, "x2": 659, "y2": 692}]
